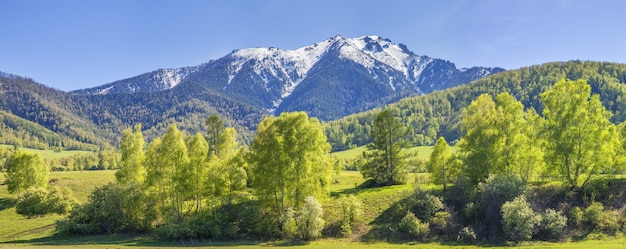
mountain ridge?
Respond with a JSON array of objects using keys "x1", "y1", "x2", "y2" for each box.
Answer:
[{"x1": 72, "y1": 35, "x2": 504, "y2": 120}]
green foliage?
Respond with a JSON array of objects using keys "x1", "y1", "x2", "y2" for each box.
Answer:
[
  {"x1": 159, "y1": 124, "x2": 192, "y2": 218},
  {"x1": 205, "y1": 116, "x2": 225, "y2": 155},
  {"x1": 458, "y1": 94, "x2": 500, "y2": 184},
  {"x1": 540, "y1": 208, "x2": 568, "y2": 240},
  {"x1": 326, "y1": 61, "x2": 626, "y2": 152},
  {"x1": 501, "y1": 195, "x2": 540, "y2": 242},
  {"x1": 398, "y1": 211, "x2": 430, "y2": 240},
  {"x1": 115, "y1": 124, "x2": 146, "y2": 184},
  {"x1": 542, "y1": 79, "x2": 616, "y2": 189},
  {"x1": 405, "y1": 187, "x2": 444, "y2": 221},
  {"x1": 583, "y1": 202, "x2": 605, "y2": 228},
  {"x1": 56, "y1": 182, "x2": 156, "y2": 235},
  {"x1": 4, "y1": 151, "x2": 48, "y2": 198},
  {"x1": 338, "y1": 195, "x2": 362, "y2": 237},
  {"x1": 249, "y1": 112, "x2": 332, "y2": 215},
  {"x1": 568, "y1": 206, "x2": 584, "y2": 228},
  {"x1": 473, "y1": 174, "x2": 527, "y2": 240},
  {"x1": 293, "y1": 196, "x2": 325, "y2": 241},
  {"x1": 16, "y1": 186, "x2": 76, "y2": 218},
  {"x1": 457, "y1": 226, "x2": 477, "y2": 243},
  {"x1": 361, "y1": 109, "x2": 409, "y2": 186},
  {"x1": 430, "y1": 211, "x2": 451, "y2": 235},
  {"x1": 187, "y1": 132, "x2": 209, "y2": 212},
  {"x1": 427, "y1": 137, "x2": 454, "y2": 190}
]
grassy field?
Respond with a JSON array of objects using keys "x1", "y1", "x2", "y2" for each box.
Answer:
[
  {"x1": 0, "y1": 144, "x2": 94, "y2": 159},
  {"x1": 332, "y1": 145, "x2": 438, "y2": 160},
  {"x1": 3, "y1": 168, "x2": 626, "y2": 248},
  {"x1": 0, "y1": 170, "x2": 116, "y2": 242}
]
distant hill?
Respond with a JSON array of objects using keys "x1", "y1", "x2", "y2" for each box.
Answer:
[{"x1": 325, "y1": 61, "x2": 626, "y2": 151}]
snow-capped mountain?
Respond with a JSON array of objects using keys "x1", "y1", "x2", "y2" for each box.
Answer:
[
  {"x1": 72, "y1": 67, "x2": 201, "y2": 95},
  {"x1": 74, "y1": 35, "x2": 504, "y2": 120}
]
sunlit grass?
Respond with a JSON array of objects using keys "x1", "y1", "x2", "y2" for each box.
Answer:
[{"x1": 0, "y1": 144, "x2": 94, "y2": 160}]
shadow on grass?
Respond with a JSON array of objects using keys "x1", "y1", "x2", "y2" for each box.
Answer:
[
  {"x1": 0, "y1": 198, "x2": 16, "y2": 211},
  {"x1": 3, "y1": 233, "x2": 308, "y2": 247},
  {"x1": 331, "y1": 179, "x2": 400, "y2": 197}
]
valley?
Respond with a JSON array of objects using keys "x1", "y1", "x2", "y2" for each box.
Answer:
[{"x1": 3, "y1": 39, "x2": 626, "y2": 248}]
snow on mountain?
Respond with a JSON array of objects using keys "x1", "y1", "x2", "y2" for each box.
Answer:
[
  {"x1": 72, "y1": 67, "x2": 200, "y2": 95},
  {"x1": 73, "y1": 35, "x2": 504, "y2": 120}
]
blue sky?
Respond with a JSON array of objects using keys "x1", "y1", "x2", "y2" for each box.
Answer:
[{"x1": 1, "y1": 0, "x2": 625, "y2": 91}]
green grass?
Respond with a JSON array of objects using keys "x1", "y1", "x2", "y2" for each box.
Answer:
[
  {"x1": 332, "y1": 145, "x2": 454, "y2": 161},
  {"x1": 0, "y1": 170, "x2": 116, "y2": 243},
  {"x1": 0, "y1": 144, "x2": 94, "y2": 160}
]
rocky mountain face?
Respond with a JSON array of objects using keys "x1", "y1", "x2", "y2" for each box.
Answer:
[{"x1": 74, "y1": 35, "x2": 504, "y2": 120}]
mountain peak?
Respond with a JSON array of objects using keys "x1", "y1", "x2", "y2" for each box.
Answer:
[{"x1": 72, "y1": 35, "x2": 504, "y2": 120}]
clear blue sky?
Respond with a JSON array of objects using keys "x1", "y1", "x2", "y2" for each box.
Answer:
[{"x1": 1, "y1": 0, "x2": 624, "y2": 91}]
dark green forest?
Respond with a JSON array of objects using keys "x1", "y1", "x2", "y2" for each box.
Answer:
[{"x1": 325, "y1": 61, "x2": 626, "y2": 151}]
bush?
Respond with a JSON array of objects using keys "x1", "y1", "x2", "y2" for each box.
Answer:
[
  {"x1": 476, "y1": 174, "x2": 527, "y2": 240},
  {"x1": 598, "y1": 209, "x2": 620, "y2": 235},
  {"x1": 501, "y1": 195, "x2": 540, "y2": 242},
  {"x1": 540, "y1": 208, "x2": 567, "y2": 240},
  {"x1": 16, "y1": 187, "x2": 76, "y2": 218},
  {"x1": 56, "y1": 182, "x2": 156, "y2": 235},
  {"x1": 406, "y1": 187, "x2": 444, "y2": 221},
  {"x1": 457, "y1": 226, "x2": 477, "y2": 243},
  {"x1": 568, "y1": 206, "x2": 583, "y2": 228},
  {"x1": 338, "y1": 195, "x2": 362, "y2": 237},
  {"x1": 584, "y1": 202, "x2": 604, "y2": 228},
  {"x1": 430, "y1": 211, "x2": 451, "y2": 235},
  {"x1": 398, "y1": 211, "x2": 430, "y2": 239},
  {"x1": 295, "y1": 196, "x2": 325, "y2": 240}
]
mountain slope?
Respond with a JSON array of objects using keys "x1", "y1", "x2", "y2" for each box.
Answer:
[
  {"x1": 0, "y1": 73, "x2": 267, "y2": 149},
  {"x1": 74, "y1": 35, "x2": 504, "y2": 120},
  {"x1": 325, "y1": 61, "x2": 626, "y2": 151}
]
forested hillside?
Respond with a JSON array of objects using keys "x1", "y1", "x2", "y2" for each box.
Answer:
[
  {"x1": 325, "y1": 61, "x2": 626, "y2": 151},
  {"x1": 0, "y1": 74, "x2": 266, "y2": 149}
]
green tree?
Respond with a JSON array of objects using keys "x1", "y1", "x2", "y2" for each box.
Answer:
[
  {"x1": 248, "y1": 112, "x2": 332, "y2": 216},
  {"x1": 214, "y1": 127, "x2": 246, "y2": 205},
  {"x1": 205, "y1": 115, "x2": 225, "y2": 156},
  {"x1": 428, "y1": 137, "x2": 454, "y2": 190},
  {"x1": 494, "y1": 92, "x2": 526, "y2": 175},
  {"x1": 159, "y1": 124, "x2": 191, "y2": 219},
  {"x1": 115, "y1": 124, "x2": 145, "y2": 184},
  {"x1": 458, "y1": 94, "x2": 501, "y2": 184},
  {"x1": 4, "y1": 151, "x2": 48, "y2": 199},
  {"x1": 517, "y1": 108, "x2": 545, "y2": 183},
  {"x1": 187, "y1": 133, "x2": 208, "y2": 212},
  {"x1": 361, "y1": 109, "x2": 408, "y2": 186},
  {"x1": 541, "y1": 79, "x2": 616, "y2": 189}
]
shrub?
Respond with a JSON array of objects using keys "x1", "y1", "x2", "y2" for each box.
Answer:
[
  {"x1": 406, "y1": 187, "x2": 444, "y2": 221},
  {"x1": 338, "y1": 195, "x2": 362, "y2": 237},
  {"x1": 16, "y1": 187, "x2": 49, "y2": 217},
  {"x1": 295, "y1": 196, "x2": 325, "y2": 240},
  {"x1": 540, "y1": 208, "x2": 567, "y2": 240},
  {"x1": 476, "y1": 174, "x2": 527, "y2": 240},
  {"x1": 584, "y1": 202, "x2": 604, "y2": 228},
  {"x1": 598, "y1": 209, "x2": 620, "y2": 235},
  {"x1": 16, "y1": 187, "x2": 76, "y2": 218},
  {"x1": 398, "y1": 211, "x2": 430, "y2": 239},
  {"x1": 56, "y1": 182, "x2": 156, "y2": 235},
  {"x1": 568, "y1": 206, "x2": 583, "y2": 228},
  {"x1": 501, "y1": 195, "x2": 540, "y2": 242},
  {"x1": 457, "y1": 226, "x2": 477, "y2": 243},
  {"x1": 430, "y1": 211, "x2": 451, "y2": 235}
]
